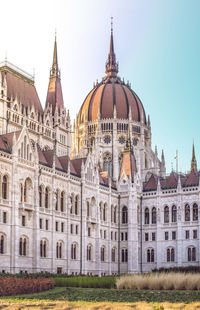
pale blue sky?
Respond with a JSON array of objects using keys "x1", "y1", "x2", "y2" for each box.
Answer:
[{"x1": 0, "y1": 0, "x2": 199, "y2": 173}]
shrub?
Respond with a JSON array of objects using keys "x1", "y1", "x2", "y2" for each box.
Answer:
[
  {"x1": 54, "y1": 276, "x2": 116, "y2": 288},
  {"x1": 0, "y1": 276, "x2": 55, "y2": 296},
  {"x1": 152, "y1": 266, "x2": 200, "y2": 273},
  {"x1": 116, "y1": 273, "x2": 200, "y2": 290}
]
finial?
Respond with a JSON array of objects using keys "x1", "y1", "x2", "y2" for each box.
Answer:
[
  {"x1": 55, "y1": 28, "x2": 57, "y2": 41},
  {"x1": 111, "y1": 16, "x2": 113, "y2": 33}
]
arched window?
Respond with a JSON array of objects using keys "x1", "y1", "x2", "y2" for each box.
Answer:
[
  {"x1": 56, "y1": 242, "x2": 62, "y2": 259},
  {"x1": 114, "y1": 206, "x2": 117, "y2": 223},
  {"x1": 167, "y1": 248, "x2": 175, "y2": 262},
  {"x1": 24, "y1": 179, "x2": 27, "y2": 203},
  {"x1": 147, "y1": 248, "x2": 154, "y2": 262},
  {"x1": 188, "y1": 247, "x2": 196, "y2": 262},
  {"x1": 2, "y1": 175, "x2": 8, "y2": 199},
  {"x1": 71, "y1": 243, "x2": 77, "y2": 260},
  {"x1": 75, "y1": 195, "x2": 78, "y2": 215},
  {"x1": 101, "y1": 246, "x2": 105, "y2": 262},
  {"x1": 171, "y1": 205, "x2": 177, "y2": 223},
  {"x1": 193, "y1": 203, "x2": 198, "y2": 221},
  {"x1": 19, "y1": 237, "x2": 27, "y2": 256},
  {"x1": 87, "y1": 201, "x2": 90, "y2": 217},
  {"x1": 111, "y1": 205, "x2": 114, "y2": 223},
  {"x1": 87, "y1": 245, "x2": 92, "y2": 261},
  {"x1": 164, "y1": 206, "x2": 169, "y2": 223},
  {"x1": 55, "y1": 190, "x2": 59, "y2": 211},
  {"x1": 122, "y1": 206, "x2": 128, "y2": 224},
  {"x1": 61, "y1": 191, "x2": 64, "y2": 212},
  {"x1": 0, "y1": 235, "x2": 4, "y2": 254},
  {"x1": 45, "y1": 187, "x2": 49, "y2": 209},
  {"x1": 40, "y1": 240, "x2": 47, "y2": 258},
  {"x1": 20, "y1": 184, "x2": 23, "y2": 202},
  {"x1": 103, "y1": 153, "x2": 112, "y2": 176},
  {"x1": 112, "y1": 248, "x2": 116, "y2": 262},
  {"x1": 103, "y1": 204, "x2": 106, "y2": 221},
  {"x1": 70, "y1": 195, "x2": 73, "y2": 214},
  {"x1": 152, "y1": 207, "x2": 156, "y2": 224},
  {"x1": 144, "y1": 208, "x2": 149, "y2": 224},
  {"x1": 39, "y1": 185, "x2": 43, "y2": 207},
  {"x1": 185, "y1": 204, "x2": 190, "y2": 221}
]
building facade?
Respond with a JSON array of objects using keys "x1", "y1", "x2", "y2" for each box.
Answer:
[{"x1": 0, "y1": 26, "x2": 199, "y2": 275}]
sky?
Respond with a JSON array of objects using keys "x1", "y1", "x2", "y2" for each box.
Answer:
[{"x1": 0, "y1": 0, "x2": 199, "y2": 173}]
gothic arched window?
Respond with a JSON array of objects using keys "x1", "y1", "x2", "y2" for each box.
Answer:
[
  {"x1": 75, "y1": 195, "x2": 78, "y2": 215},
  {"x1": 39, "y1": 185, "x2": 43, "y2": 207},
  {"x1": 193, "y1": 203, "x2": 198, "y2": 221},
  {"x1": 164, "y1": 206, "x2": 169, "y2": 223},
  {"x1": 185, "y1": 204, "x2": 190, "y2": 221},
  {"x1": 101, "y1": 246, "x2": 105, "y2": 262},
  {"x1": 71, "y1": 243, "x2": 77, "y2": 260},
  {"x1": 61, "y1": 191, "x2": 64, "y2": 212},
  {"x1": 87, "y1": 245, "x2": 92, "y2": 261},
  {"x1": 152, "y1": 207, "x2": 156, "y2": 224},
  {"x1": 0, "y1": 235, "x2": 4, "y2": 254},
  {"x1": 45, "y1": 187, "x2": 49, "y2": 209},
  {"x1": 2, "y1": 175, "x2": 8, "y2": 200},
  {"x1": 112, "y1": 247, "x2": 116, "y2": 262},
  {"x1": 145, "y1": 208, "x2": 149, "y2": 224},
  {"x1": 122, "y1": 206, "x2": 128, "y2": 224},
  {"x1": 188, "y1": 247, "x2": 196, "y2": 262},
  {"x1": 171, "y1": 205, "x2": 177, "y2": 223},
  {"x1": 103, "y1": 153, "x2": 112, "y2": 176}
]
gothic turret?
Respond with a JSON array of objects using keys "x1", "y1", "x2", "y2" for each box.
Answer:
[
  {"x1": 191, "y1": 142, "x2": 197, "y2": 171},
  {"x1": 105, "y1": 18, "x2": 118, "y2": 77},
  {"x1": 45, "y1": 35, "x2": 64, "y2": 115}
]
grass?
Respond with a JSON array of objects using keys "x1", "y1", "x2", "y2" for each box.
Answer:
[
  {"x1": 54, "y1": 276, "x2": 116, "y2": 288},
  {"x1": 117, "y1": 273, "x2": 200, "y2": 290},
  {"x1": 2, "y1": 286, "x2": 200, "y2": 303}
]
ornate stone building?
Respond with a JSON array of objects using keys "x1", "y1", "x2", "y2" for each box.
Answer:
[{"x1": 0, "y1": 25, "x2": 199, "y2": 274}]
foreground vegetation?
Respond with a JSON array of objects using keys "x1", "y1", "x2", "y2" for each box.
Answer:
[
  {"x1": 54, "y1": 276, "x2": 116, "y2": 288},
  {"x1": 117, "y1": 273, "x2": 200, "y2": 290},
  {"x1": 2, "y1": 286, "x2": 200, "y2": 303}
]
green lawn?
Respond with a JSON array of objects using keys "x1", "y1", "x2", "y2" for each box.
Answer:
[{"x1": 2, "y1": 287, "x2": 200, "y2": 304}]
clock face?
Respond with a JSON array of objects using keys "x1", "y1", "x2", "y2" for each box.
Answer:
[
  {"x1": 104, "y1": 136, "x2": 111, "y2": 144},
  {"x1": 118, "y1": 136, "x2": 125, "y2": 144},
  {"x1": 133, "y1": 138, "x2": 138, "y2": 146}
]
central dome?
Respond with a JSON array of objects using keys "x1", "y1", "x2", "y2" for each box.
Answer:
[
  {"x1": 78, "y1": 23, "x2": 146, "y2": 125},
  {"x1": 79, "y1": 76, "x2": 146, "y2": 124}
]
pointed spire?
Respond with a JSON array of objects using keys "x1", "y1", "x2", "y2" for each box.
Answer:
[
  {"x1": 161, "y1": 149, "x2": 165, "y2": 164},
  {"x1": 51, "y1": 33, "x2": 59, "y2": 78},
  {"x1": 191, "y1": 142, "x2": 197, "y2": 171},
  {"x1": 105, "y1": 17, "x2": 118, "y2": 77}
]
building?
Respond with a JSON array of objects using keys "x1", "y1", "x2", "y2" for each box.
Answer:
[{"x1": 0, "y1": 24, "x2": 199, "y2": 275}]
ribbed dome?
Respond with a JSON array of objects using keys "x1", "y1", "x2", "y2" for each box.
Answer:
[
  {"x1": 78, "y1": 23, "x2": 146, "y2": 125},
  {"x1": 78, "y1": 76, "x2": 146, "y2": 124}
]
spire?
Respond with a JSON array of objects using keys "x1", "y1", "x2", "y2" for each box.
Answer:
[
  {"x1": 105, "y1": 17, "x2": 118, "y2": 77},
  {"x1": 45, "y1": 35, "x2": 64, "y2": 115},
  {"x1": 191, "y1": 142, "x2": 197, "y2": 171}
]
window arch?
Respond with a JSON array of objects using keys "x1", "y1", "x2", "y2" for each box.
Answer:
[
  {"x1": 144, "y1": 208, "x2": 149, "y2": 224},
  {"x1": 87, "y1": 244, "x2": 92, "y2": 261},
  {"x1": 61, "y1": 191, "x2": 64, "y2": 212},
  {"x1": 171, "y1": 205, "x2": 177, "y2": 223},
  {"x1": 188, "y1": 246, "x2": 196, "y2": 262},
  {"x1": 103, "y1": 203, "x2": 107, "y2": 221},
  {"x1": 164, "y1": 206, "x2": 169, "y2": 223},
  {"x1": 2, "y1": 175, "x2": 8, "y2": 200},
  {"x1": 122, "y1": 206, "x2": 128, "y2": 224},
  {"x1": 40, "y1": 240, "x2": 47, "y2": 258},
  {"x1": 19, "y1": 237, "x2": 27, "y2": 256},
  {"x1": 56, "y1": 242, "x2": 63, "y2": 259},
  {"x1": 0, "y1": 234, "x2": 5, "y2": 254},
  {"x1": 24, "y1": 178, "x2": 32, "y2": 203},
  {"x1": 111, "y1": 205, "x2": 114, "y2": 223},
  {"x1": 71, "y1": 243, "x2": 77, "y2": 260},
  {"x1": 101, "y1": 246, "x2": 105, "y2": 262},
  {"x1": 185, "y1": 204, "x2": 190, "y2": 221},
  {"x1": 193, "y1": 203, "x2": 198, "y2": 221},
  {"x1": 39, "y1": 185, "x2": 43, "y2": 207},
  {"x1": 147, "y1": 248, "x2": 154, "y2": 263},
  {"x1": 167, "y1": 248, "x2": 175, "y2": 262},
  {"x1": 87, "y1": 201, "x2": 90, "y2": 217},
  {"x1": 152, "y1": 207, "x2": 156, "y2": 224},
  {"x1": 103, "y1": 153, "x2": 112, "y2": 176},
  {"x1": 45, "y1": 187, "x2": 50, "y2": 209},
  {"x1": 114, "y1": 206, "x2": 117, "y2": 223},
  {"x1": 112, "y1": 247, "x2": 116, "y2": 262},
  {"x1": 75, "y1": 195, "x2": 78, "y2": 215},
  {"x1": 121, "y1": 248, "x2": 128, "y2": 262},
  {"x1": 55, "y1": 189, "x2": 59, "y2": 211}
]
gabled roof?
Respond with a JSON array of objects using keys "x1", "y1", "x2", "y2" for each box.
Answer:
[
  {"x1": 119, "y1": 150, "x2": 137, "y2": 183},
  {"x1": 183, "y1": 170, "x2": 199, "y2": 187},
  {"x1": 143, "y1": 174, "x2": 158, "y2": 191},
  {"x1": 0, "y1": 131, "x2": 21, "y2": 153}
]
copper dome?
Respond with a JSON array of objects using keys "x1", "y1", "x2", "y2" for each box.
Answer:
[
  {"x1": 78, "y1": 76, "x2": 146, "y2": 124},
  {"x1": 78, "y1": 22, "x2": 146, "y2": 125}
]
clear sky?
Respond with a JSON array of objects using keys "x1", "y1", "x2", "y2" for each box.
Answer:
[{"x1": 0, "y1": 0, "x2": 199, "y2": 173}]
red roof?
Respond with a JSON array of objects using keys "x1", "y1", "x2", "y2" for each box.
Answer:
[{"x1": 0, "y1": 131, "x2": 21, "y2": 153}]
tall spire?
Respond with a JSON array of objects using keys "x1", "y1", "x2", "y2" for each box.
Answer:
[
  {"x1": 45, "y1": 34, "x2": 64, "y2": 114},
  {"x1": 191, "y1": 142, "x2": 197, "y2": 171},
  {"x1": 105, "y1": 17, "x2": 118, "y2": 77}
]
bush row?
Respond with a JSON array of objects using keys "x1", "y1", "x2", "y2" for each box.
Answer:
[
  {"x1": 54, "y1": 276, "x2": 116, "y2": 288},
  {"x1": 117, "y1": 273, "x2": 200, "y2": 290},
  {"x1": 0, "y1": 276, "x2": 55, "y2": 296}
]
